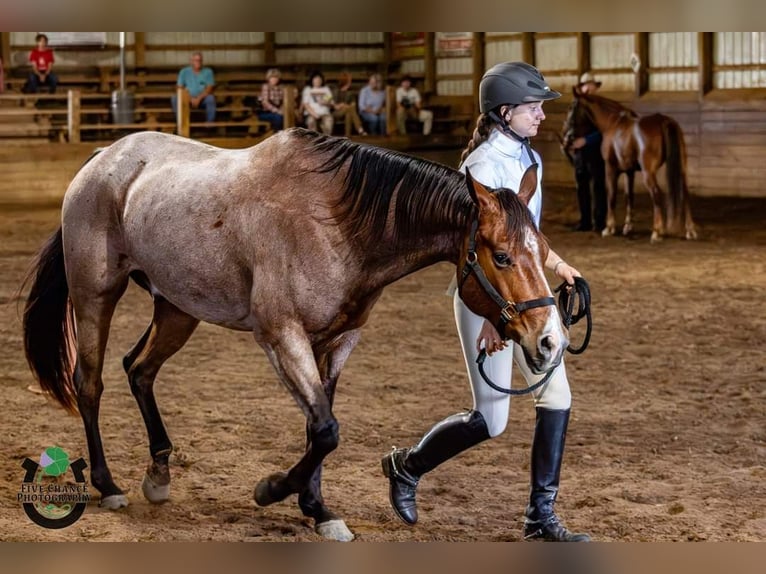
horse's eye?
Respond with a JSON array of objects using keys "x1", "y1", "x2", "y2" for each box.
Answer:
[{"x1": 493, "y1": 252, "x2": 512, "y2": 268}]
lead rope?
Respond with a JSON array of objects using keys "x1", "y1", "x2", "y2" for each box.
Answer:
[{"x1": 476, "y1": 277, "x2": 592, "y2": 395}]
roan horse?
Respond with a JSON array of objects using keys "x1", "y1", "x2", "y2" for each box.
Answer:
[
  {"x1": 561, "y1": 87, "x2": 697, "y2": 242},
  {"x1": 22, "y1": 128, "x2": 567, "y2": 541}
]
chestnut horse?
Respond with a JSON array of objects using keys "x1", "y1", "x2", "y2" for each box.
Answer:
[
  {"x1": 22, "y1": 128, "x2": 566, "y2": 541},
  {"x1": 562, "y1": 88, "x2": 697, "y2": 242}
]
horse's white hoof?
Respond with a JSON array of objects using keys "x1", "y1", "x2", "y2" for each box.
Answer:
[
  {"x1": 622, "y1": 224, "x2": 633, "y2": 236},
  {"x1": 650, "y1": 232, "x2": 663, "y2": 244},
  {"x1": 601, "y1": 227, "x2": 615, "y2": 237},
  {"x1": 686, "y1": 229, "x2": 698, "y2": 240},
  {"x1": 142, "y1": 473, "x2": 170, "y2": 504},
  {"x1": 315, "y1": 519, "x2": 354, "y2": 542},
  {"x1": 100, "y1": 494, "x2": 129, "y2": 510}
]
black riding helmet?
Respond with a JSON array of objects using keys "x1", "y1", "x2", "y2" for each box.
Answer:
[{"x1": 479, "y1": 62, "x2": 561, "y2": 113}]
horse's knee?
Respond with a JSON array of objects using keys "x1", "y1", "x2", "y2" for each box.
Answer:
[{"x1": 310, "y1": 418, "x2": 339, "y2": 455}]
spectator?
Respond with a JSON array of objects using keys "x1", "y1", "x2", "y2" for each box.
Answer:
[
  {"x1": 358, "y1": 73, "x2": 387, "y2": 135},
  {"x1": 332, "y1": 71, "x2": 366, "y2": 136},
  {"x1": 395, "y1": 75, "x2": 432, "y2": 136},
  {"x1": 301, "y1": 71, "x2": 334, "y2": 135},
  {"x1": 258, "y1": 68, "x2": 285, "y2": 131},
  {"x1": 23, "y1": 33, "x2": 58, "y2": 94},
  {"x1": 171, "y1": 52, "x2": 216, "y2": 123}
]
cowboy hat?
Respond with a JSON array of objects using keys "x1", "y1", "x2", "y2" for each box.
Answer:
[{"x1": 578, "y1": 72, "x2": 602, "y2": 88}]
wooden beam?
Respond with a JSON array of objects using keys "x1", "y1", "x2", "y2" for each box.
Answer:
[
  {"x1": 577, "y1": 32, "x2": 590, "y2": 79},
  {"x1": 424, "y1": 32, "x2": 436, "y2": 95},
  {"x1": 635, "y1": 32, "x2": 649, "y2": 97},
  {"x1": 264, "y1": 32, "x2": 276, "y2": 65},
  {"x1": 484, "y1": 33, "x2": 523, "y2": 43},
  {"x1": 522, "y1": 33, "x2": 535, "y2": 65},
  {"x1": 699, "y1": 32, "x2": 713, "y2": 98},
  {"x1": 382, "y1": 32, "x2": 392, "y2": 75},
  {"x1": 134, "y1": 33, "x2": 146, "y2": 69},
  {"x1": 472, "y1": 32, "x2": 485, "y2": 118},
  {"x1": 386, "y1": 85, "x2": 397, "y2": 135}
]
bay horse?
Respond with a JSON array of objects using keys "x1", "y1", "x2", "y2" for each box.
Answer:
[
  {"x1": 562, "y1": 87, "x2": 697, "y2": 242},
  {"x1": 22, "y1": 128, "x2": 567, "y2": 541}
]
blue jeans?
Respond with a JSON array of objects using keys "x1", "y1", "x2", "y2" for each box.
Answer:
[
  {"x1": 258, "y1": 111, "x2": 283, "y2": 131},
  {"x1": 24, "y1": 72, "x2": 58, "y2": 94},
  {"x1": 360, "y1": 111, "x2": 386, "y2": 135},
  {"x1": 171, "y1": 93, "x2": 216, "y2": 122}
]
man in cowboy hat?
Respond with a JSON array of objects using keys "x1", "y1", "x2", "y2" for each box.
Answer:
[{"x1": 570, "y1": 72, "x2": 606, "y2": 232}]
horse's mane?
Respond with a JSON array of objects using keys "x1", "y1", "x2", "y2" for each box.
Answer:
[
  {"x1": 582, "y1": 93, "x2": 639, "y2": 118},
  {"x1": 292, "y1": 129, "x2": 533, "y2": 248}
]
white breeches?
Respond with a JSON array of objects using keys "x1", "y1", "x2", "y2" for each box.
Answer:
[{"x1": 454, "y1": 292, "x2": 572, "y2": 438}]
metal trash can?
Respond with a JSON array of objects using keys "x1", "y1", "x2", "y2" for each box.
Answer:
[{"x1": 111, "y1": 90, "x2": 134, "y2": 124}]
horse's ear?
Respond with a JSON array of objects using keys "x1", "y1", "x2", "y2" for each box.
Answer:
[
  {"x1": 517, "y1": 164, "x2": 539, "y2": 206},
  {"x1": 465, "y1": 167, "x2": 498, "y2": 213}
]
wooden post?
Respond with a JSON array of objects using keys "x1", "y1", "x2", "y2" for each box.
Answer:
[
  {"x1": 67, "y1": 90, "x2": 81, "y2": 143},
  {"x1": 385, "y1": 84, "x2": 397, "y2": 136},
  {"x1": 698, "y1": 32, "x2": 713, "y2": 98},
  {"x1": 577, "y1": 33, "x2": 590, "y2": 79},
  {"x1": 471, "y1": 33, "x2": 485, "y2": 118},
  {"x1": 382, "y1": 32, "x2": 392, "y2": 76},
  {"x1": 522, "y1": 33, "x2": 535, "y2": 65},
  {"x1": 264, "y1": 32, "x2": 276, "y2": 66},
  {"x1": 283, "y1": 84, "x2": 296, "y2": 129},
  {"x1": 635, "y1": 32, "x2": 649, "y2": 98},
  {"x1": 177, "y1": 86, "x2": 190, "y2": 138},
  {"x1": 0, "y1": 32, "x2": 10, "y2": 77},
  {"x1": 424, "y1": 32, "x2": 436, "y2": 95},
  {"x1": 134, "y1": 32, "x2": 146, "y2": 69}
]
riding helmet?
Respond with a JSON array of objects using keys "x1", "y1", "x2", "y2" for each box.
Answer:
[{"x1": 479, "y1": 62, "x2": 561, "y2": 113}]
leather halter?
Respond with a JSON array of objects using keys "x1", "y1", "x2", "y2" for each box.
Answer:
[{"x1": 458, "y1": 219, "x2": 555, "y2": 340}]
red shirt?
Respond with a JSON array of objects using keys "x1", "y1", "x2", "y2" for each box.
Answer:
[{"x1": 29, "y1": 48, "x2": 54, "y2": 72}]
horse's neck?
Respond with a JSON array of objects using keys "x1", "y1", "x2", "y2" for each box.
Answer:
[
  {"x1": 587, "y1": 98, "x2": 627, "y2": 131},
  {"x1": 359, "y1": 227, "x2": 464, "y2": 290}
]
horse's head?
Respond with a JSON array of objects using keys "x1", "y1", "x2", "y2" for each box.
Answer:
[
  {"x1": 458, "y1": 166, "x2": 567, "y2": 374},
  {"x1": 558, "y1": 86, "x2": 591, "y2": 165}
]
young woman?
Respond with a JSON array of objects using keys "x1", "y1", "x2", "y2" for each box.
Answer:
[
  {"x1": 301, "y1": 71, "x2": 334, "y2": 135},
  {"x1": 381, "y1": 62, "x2": 591, "y2": 542}
]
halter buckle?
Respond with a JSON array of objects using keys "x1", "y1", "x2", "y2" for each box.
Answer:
[
  {"x1": 500, "y1": 302, "x2": 518, "y2": 323},
  {"x1": 466, "y1": 251, "x2": 477, "y2": 264}
]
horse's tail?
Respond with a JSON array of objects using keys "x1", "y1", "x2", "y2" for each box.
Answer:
[
  {"x1": 22, "y1": 227, "x2": 79, "y2": 414},
  {"x1": 661, "y1": 117, "x2": 688, "y2": 235}
]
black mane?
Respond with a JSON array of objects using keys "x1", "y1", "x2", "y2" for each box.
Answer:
[{"x1": 293, "y1": 128, "x2": 534, "y2": 247}]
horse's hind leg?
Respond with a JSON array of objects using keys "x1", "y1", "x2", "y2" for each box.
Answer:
[
  {"x1": 642, "y1": 170, "x2": 665, "y2": 243},
  {"x1": 123, "y1": 296, "x2": 200, "y2": 504},
  {"x1": 623, "y1": 171, "x2": 635, "y2": 236},
  {"x1": 253, "y1": 323, "x2": 352, "y2": 541},
  {"x1": 298, "y1": 330, "x2": 362, "y2": 540},
  {"x1": 68, "y1": 264, "x2": 130, "y2": 509},
  {"x1": 602, "y1": 164, "x2": 619, "y2": 237}
]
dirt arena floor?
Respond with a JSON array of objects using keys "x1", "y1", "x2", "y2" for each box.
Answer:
[{"x1": 0, "y1": 157, "x2": 764, "y2": 542}]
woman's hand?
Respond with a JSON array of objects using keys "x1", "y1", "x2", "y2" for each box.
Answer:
[
  {"x1": 553, "y1": 260, "x2": 581, "y2": 285},
  {"x1": 476, "y1": 320, "x2": 507, "y2": 355}
]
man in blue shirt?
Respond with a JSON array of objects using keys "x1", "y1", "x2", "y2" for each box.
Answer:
[
  {"x1": 171, "y1": 52, "x2": 216, "y2": 123},
  {"x1": 358, "y1": 73, "x2": 387, "y2": 135},
  {"x1": 570, "y1": 72, "x2": 606, "y2": 232}
]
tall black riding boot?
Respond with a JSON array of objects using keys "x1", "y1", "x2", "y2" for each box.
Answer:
[
  {"x1": 523, "y1": 408, "x2": 591, "y2": 542},
  {"x1": 381, "y1": 410, "x2": 490, "y2": 525}
]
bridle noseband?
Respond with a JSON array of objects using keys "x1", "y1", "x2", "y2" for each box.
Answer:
[{"x1": 458, "y1": 218, "x2": 555, "y2": 340}]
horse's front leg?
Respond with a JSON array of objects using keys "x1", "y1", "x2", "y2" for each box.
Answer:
[
  {"x1": 297, "y1": 329, "x2": 362, "y2": 540},
  {"x1": 622, "y1": 171, "x2": 635, "y2": 236},
  {"x1": 253, "y1": 323, "x2": 353, "y2": 541},
  {"x1": 602, "y1": 164, "x2": 619, "y2": 237}
]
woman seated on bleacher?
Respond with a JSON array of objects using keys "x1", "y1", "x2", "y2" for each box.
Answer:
[
  {"x1": 301, "y1": 71, "x2": 334, "y2": 135},
  {"x1": 257, "y1": 68, "x2": 285, "y2": 131},
  {"x1": 23, "y1": 34, "x2": 58, "y2": 95}
]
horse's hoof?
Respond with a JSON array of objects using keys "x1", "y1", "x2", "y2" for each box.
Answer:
[
  {"x1": 601, "y1": 227, "x2": 615, "y2": 237},
  {"x1": 686, "y1": 229, "x2": 698, "y2": 240},
  {"x1": 253, "y1": 472, "x2": 291, "y2": 507},
  {"x1": 142, "y1": 473, "x2": 170, "y2": 504},
  {"x1": 100, "y1": 494, "x2": 129, "y2": 510},
  {"x1": 650, "y1": 232, "x2": 663, "y2": 244},
  {"x1": 315, "y1": 519, "x2": 355, "y2": 542},
  {"x1": 622, "y1": 224, "x2": 633, "y2": 236}
]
